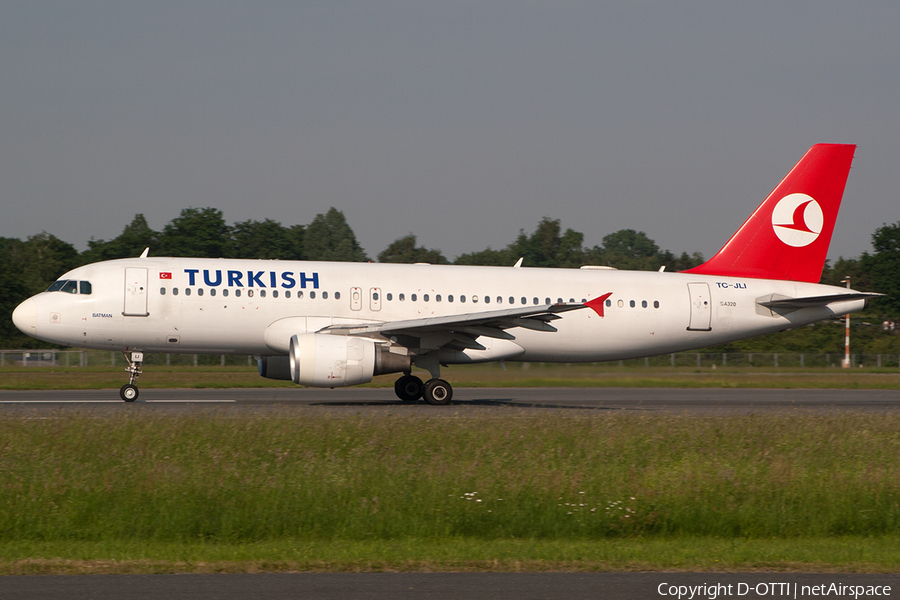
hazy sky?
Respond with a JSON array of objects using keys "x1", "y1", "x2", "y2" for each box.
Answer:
[{"x1": 2, "y1": 2, "x2": 898, "y2": 263}]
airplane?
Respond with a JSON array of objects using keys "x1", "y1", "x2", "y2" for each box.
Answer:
[{"x1": 11, "y1": 143, "x2": 880, "y2": 404}]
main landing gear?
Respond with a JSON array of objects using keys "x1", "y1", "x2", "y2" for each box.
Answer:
[
  {"x1": 120, "y1": 351, "x2": 144, "y2": 402},
  {"x1": 393, "y1": 373, "x2": 453, "y2": 405}
]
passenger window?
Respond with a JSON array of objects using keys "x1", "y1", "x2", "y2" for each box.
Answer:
[
  {"x1": 285, "y1": 291, "x2": 291, "y2": 298},
  {"x1": 399, "y1": 293, "x2": 405, "y2": 301},
  {"x1": 386, "y1": 293, "x2": 392, "y2": 301},
  {"x1": 173, "y1": 288, "x2": 179, "y2": 296},
  {"x1": 79, "y1": 281, "x2": 92, "y2": 295},
  {"x1": 424, "y1": 294, "x2": 429, "y2": 302},
  {"x1": 617, "y1": 299, "x2": 623, "y2": 308},
  {"x1": 460, "y1": 295, "x2": 466, "y2": 303},
  {"x1": 248, "y1": 290, "x2": 254, "y2": 298},
  {"x1": 185, "y1": 288, "x2": 192, "y2": 297},
  {"x1": 629, "y1": 300, "x2": 635, "y2": 308},
  {"x1": 557, "y1": 298, "x2": 562, "y2": 304},
  {"x1": 322, "y1": 291, "x2": 328, "y2": 299},
  {"x1": 235, "y1": 289, "x2": 241, "y2": 298},
  {"x1": 310, "y1": 291, "x2": 316, "y2": 299},
  {"x1": 533, "y1": 298, "x2": 539, "y2": 305},
  {"x1": 210, "y1": 289, "x2": 216, "y2": 297},
  {"x1": 654, "y1": 300, "x2": 659, "y2": 309},
  {"x1": 273, "y1": 290, "x2": 279, "y2": 298},
  {"x1": 605, "y1": 299, "x2": 611, "y2": 307},
  {"x1": 436, "y1": 294, "x2": 442, "y2": 302},
  {"x1": 497, "y1": 296, "x2": 503, "y2": 304},
  {"x1": 61, "y1": 281, "x2": 78, "y2": 294},
  {"x1": 545, "y1": 298, "x2": 551, "y2": 304},
  {"x1": 484, "y1": 296, "x2": 490, "y2": 304},
  {"x1": 642, "y1": 300, "x2": 647, "y2": 308},
  {"x1": 297, "y1": 291, "x2": 303, "y2": 299},
  {"x1": 198, "y1": 288, "x2": 204, "y2": 296},
  {"x1": 521, "y1": 297, "x2": 526, "y2": 305},
  {"x1": 411, "y1": 294, "x2": 417, "y2": 302},
  {"x1": 260, "y1": 290, "x2": 266, "y2": 298},
  {"x1": 160, "y1": 287, "x2": 166, "y2": 295},
  {"x1": 509, "y1": 297, "x2": 514, "y2": 304},
  {"x1": 223, "y1": 289, "x2": 229, "y2": 297},
  {"x1": 448, "y1": 295, "x2": 454, "y2": 303},
  {"x1": 335, "y1": 291, "x2": 341, "y2": 300}
]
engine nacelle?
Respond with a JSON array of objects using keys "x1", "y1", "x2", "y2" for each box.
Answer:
[{"x1": 287, "y1": 333, "x2": 410, "y2": 387}]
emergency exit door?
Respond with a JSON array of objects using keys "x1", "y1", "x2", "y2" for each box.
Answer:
[
  {"x1": 686, "y1": 282, "x2": 712, "y2": 331},
  {"x1": 123, "y1": 268, "x2": 149, "y2": 317}
]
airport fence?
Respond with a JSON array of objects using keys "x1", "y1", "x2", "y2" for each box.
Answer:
[{"x1": 3, "y1": 349, "x2": 900, "y2": 369}]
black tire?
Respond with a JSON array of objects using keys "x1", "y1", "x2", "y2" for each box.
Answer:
[
  {"x1": 120, "y1": 384, "x2": 139, "y2": 402},
  {"x1": 423, "y1": 379, "x2": 453, "y2": 405},
  {"x1": 394, "y1": 375, "x2": 424, "y2": 402}
]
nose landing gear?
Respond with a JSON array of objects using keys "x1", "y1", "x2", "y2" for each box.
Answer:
[{"x1": 120, "y1": 351, "x2": 144, "y2": 402}]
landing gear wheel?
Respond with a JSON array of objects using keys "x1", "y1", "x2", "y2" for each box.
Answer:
[
  {"x1": 423, "y1": 379, "x2": 453, "y2": 405},
  {"x1": 394, "y1": 375, "x2": 424, "y2": 402},
  {"x1": 120, "y1": 384, "x2": 139, "y2": 402}
]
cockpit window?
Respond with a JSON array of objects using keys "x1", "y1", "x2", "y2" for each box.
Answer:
[{"x1": 46, "y1": 280, "x2": 91, "y2": 294}]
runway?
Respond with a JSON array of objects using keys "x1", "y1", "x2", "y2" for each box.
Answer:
[
  {"x1": 3, "y1": 572, "x2": 899, "y2": 600},
  {"x1": 0, "y1": 386, "x2": 897, "y2": 415}
]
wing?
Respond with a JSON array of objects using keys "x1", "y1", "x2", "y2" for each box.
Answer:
[{"x1": 318, "y1": 302, "x2": 591, "y2": 353}]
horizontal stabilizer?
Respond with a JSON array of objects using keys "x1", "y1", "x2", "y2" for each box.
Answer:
[{"x1": 756, "y1": 292, "x2": 882, "y2": 310}]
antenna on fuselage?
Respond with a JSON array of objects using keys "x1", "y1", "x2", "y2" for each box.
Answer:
[
  {"x1": 139, "y1": 248, "x2": 150, "y2": 259},
  {"x1": 513, "y1": 257, "x2": 524, "y2": 268}
]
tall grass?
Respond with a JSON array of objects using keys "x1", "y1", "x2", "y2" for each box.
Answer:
[{"x1": 1, "y1": 412, "x2": 898, "y2": 542}]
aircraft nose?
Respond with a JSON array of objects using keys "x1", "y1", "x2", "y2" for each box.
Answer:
[{"x1": 12, "y1": 298, "x2": 37, "y2": 335}]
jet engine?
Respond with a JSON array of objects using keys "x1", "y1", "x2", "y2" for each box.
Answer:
[{"x1": 259, "y1": 333, "x2": 410, "y2": 387}]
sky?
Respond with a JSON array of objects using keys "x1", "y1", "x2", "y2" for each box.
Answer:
[{"x1": 1, "y1": 1, "x2": 898, "y2": 263}]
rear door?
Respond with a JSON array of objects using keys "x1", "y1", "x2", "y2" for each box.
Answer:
[
  {"x1": 686, "y1": 282, "x2": 712, "y2": 331},
  {"x1": 123, "y1": 268, "x2": 149, "y2": 317}
]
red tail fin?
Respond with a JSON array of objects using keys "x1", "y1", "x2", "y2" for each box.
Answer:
[{"x1": 682, "y1": 144, "x2": 856, "y2": 283}]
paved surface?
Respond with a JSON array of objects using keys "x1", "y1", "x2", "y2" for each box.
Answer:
[
  {"x1": 2, "y1": 573, "x2": 898, "y2": 600},
  {"x1": 0, "y1": 387, "x2": 898, "y2": 415}
]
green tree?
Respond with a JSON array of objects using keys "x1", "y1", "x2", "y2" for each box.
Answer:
[
  {"x1": 302, "y1": 208, "x2": 369, "y2": 262},
  {"x1": 507, "y1": 218, "x2": 586, "y2": 268},
  {"x1": 593, "y1": 229, "x2": 661, "y2": 270},
  {"x1": 378, "y1": 235, "x2": 447, "y2": 264},
  {"x1": 232, "y1": 219, "x2": 304, "y2": 260},
  {"x1": 157, "y1": 208, "x2": 233, "y2": 258},
  {"x1": 80, "y1": 214, "x2": 157, "y2": 263},
  {"x1": 863, "y1": 222, "x2": 900, "y2": 316},
  {"x1": 453, "y1": 247, "x2": 513, "y2": 266}
]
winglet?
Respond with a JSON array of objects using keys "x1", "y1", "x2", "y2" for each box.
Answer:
[{"x1": 584, "y1": 292, "x2": 613, "y2": 317}]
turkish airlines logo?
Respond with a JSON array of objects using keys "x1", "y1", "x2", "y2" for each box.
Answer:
[{"x1": 771, "y1": 193, "x2": 823, "y2": 247}]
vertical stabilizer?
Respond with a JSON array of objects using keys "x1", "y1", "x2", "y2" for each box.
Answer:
[{"x1": 683, "y1": 144, "x2": 856, "y2": 283}]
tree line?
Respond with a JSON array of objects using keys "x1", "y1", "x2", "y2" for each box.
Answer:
[{"x1": 2, "y1": 206, "x2": 898, "y2": 351}]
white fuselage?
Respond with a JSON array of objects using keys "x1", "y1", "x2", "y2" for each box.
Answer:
[{"x1": 20, "y1": 257, "x2": 864, "y2": 362}]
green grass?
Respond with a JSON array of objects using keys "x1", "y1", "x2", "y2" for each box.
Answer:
[
  {"x1": 1, "y1": 412, "x2": 899, "y2": 572},
  {"x1": 2, "y1": 537, "x2": 899, "y2": 574}
]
